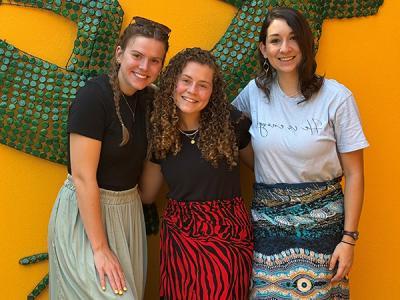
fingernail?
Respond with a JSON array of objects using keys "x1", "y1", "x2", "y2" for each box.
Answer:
[
  {"x1": 118, "y1": 290, "x2": 123, "y2": 295},
  {"x1": 123, "y1": 287, "x2": 128, "y2": 291},
  {"x1": 114, "y1": 289, "x2": 119, "y2": 294},
  {"x1": 102, "y1": 286, "x2": 106, "y2": 291}
]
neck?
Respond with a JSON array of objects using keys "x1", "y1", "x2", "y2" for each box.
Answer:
[
  {"x1": 179, "y1": 113, "x2": 200, "y2": 131},
  {"x1": 118, "y1": 71, "x2": 137, "y2": 96},
  {"x1": 277, "y1": 72, "x2": 300, "y2": 97}
]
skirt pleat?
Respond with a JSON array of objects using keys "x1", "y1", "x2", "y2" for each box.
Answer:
[{"x1": 48, "y1": 175, "x2": 146, "y2": 299}]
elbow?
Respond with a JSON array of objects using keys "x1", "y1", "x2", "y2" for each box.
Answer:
[{"x1": 138, "y1": 189, "x2": 155, "y2": 204}]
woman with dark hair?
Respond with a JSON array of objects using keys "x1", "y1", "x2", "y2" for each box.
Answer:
[
  {"x1": 140, "y1": 47, "x2": 253, "y2": 300},
  {"x1": 233, "y1": 7, "x2": 368, "y2": 299},
  {"x1": 47, "y1": 17, "x2": 170, "y2": 299}
]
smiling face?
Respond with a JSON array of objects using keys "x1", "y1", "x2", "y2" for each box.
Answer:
[
  {"x1": 260, "y1": 18, "x2": 302, "y2": 79},
  {"x1": 174, "y1": 61, "x2": 214, "y2": 123},
  {"x1": 116, "y1": 36, "x2": 166, "y2": 95}
]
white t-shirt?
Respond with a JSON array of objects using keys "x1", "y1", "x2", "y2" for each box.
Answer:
[{"x1": 232, "y1": 78, "x2": 369, "y2": 184}]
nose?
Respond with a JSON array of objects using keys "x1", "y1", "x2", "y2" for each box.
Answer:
[
  {"x1": 187, "y1": 83, "x2": 197, "y2": 94},
  {"x1": 280, "y1": 40, "x2": 291, "y2": 53},
  {"x1": 139, "y1": 57, "x2": 149, "y2": 70}
]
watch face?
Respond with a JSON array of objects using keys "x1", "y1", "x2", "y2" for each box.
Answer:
[{"x1": 344, "y1": 231, "x2": 359, "y2": 240}]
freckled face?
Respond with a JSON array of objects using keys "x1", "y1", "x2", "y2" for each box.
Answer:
[
  {"x1": 260, "y1": 19, "x2": 302, "y2": 77},
  {"x1": 174, "y1": 62, "x2": 214, "y2": 119},
  {"x1": 116, "y1": 36, "x2": 166, "y2": 95}
]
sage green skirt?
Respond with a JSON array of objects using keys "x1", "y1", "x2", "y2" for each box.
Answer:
[{"x1": 48, "y1": 175, "x2": 147, "y2": 299}]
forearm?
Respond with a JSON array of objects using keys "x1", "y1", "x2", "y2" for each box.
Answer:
[
  {"x1": 139, "y1": 161, "x2": 163, "y2": 204},
  {"x1": 343, "y1": 172, "x2": 364, "y2": 232},
  {"x1": 239, "y1": 143, "x2": 254, "y2": 170},
  {"x1": 74, "y1": 175, "x2": 109, "y2": 251}
]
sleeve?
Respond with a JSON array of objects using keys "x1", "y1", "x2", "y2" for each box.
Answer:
[
  {"x1": 231, "y1": 81, "x2": 251, "y2": 115},
  {"x1": 149, "y1": 153, "x2": 161, "y2": 165},
  {"x1": 334, "y1": 94, "x2": 369, "y2": 153},
  {"x1": 67, "y1": 81, "x2": 108, "y2": 141},
  {"x1": 230, "y1": 105, "x2": 252, "y2": 150}
]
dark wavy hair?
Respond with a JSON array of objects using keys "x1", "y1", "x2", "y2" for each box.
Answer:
[
  {"x1": 256, "y1": 7, "x2": 323, "y2": 101},
  {"x1": 151, "y1": 47, "x2": 238, "y2": 168},
  {"x1": 109, "y1": 18, "x2": 170, "y2": 146}
]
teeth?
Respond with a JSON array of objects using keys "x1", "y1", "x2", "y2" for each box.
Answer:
[
  {"x1": 134, "y1": 72, "x2": 147, "y2": 79},
  {"x1": 183, "y1": 96, "x2": 197, "y2": 103},
  {"x1": 279, "y1": 57, "x2": 294, "y2": 61}
]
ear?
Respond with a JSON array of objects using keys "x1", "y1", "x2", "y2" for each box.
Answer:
[
  {"x1": 115, "y1": 46, "x2": 123, "y2": 64},
  {"x1": 259, "y1": 41, "x2": 268, "y2": 59}
]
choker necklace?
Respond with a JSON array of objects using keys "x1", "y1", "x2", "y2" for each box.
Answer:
[
  {"x1": 122, "y1": 94, "x2": 137, "y2": 125},
  {"x1": 178, "y1": 128, "x2": 199, "y2": 145}
]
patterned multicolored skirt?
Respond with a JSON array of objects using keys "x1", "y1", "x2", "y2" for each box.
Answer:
[
  {"x1": 251, "y1": 177, "x2": 349, "y2": 300},
  {"x1": 160, "y1": 197, "x2": 253, "y2": 300}
]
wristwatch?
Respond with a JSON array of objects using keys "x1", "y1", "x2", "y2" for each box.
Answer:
[{"x1": 343, "y1": 230, "x2": 359, "y2": 240}]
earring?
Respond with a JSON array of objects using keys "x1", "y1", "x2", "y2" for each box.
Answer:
[{"x1": 263, "y1": 58, "x2": 270, "y2": 75}]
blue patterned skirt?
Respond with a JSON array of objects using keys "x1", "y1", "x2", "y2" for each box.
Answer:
[{"x1": 251, "y1": 177, "x2": 349, "y2": 299}]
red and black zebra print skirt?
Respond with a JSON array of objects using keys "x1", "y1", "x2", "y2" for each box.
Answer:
[{"x1": 160, "y1": 197, "x2": 253, "y2": 300}]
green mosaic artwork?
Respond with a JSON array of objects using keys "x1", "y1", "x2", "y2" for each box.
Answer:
[
  {"x1": 0, "y1": 0, "x2": 123, "y2": 165},
  {"x1": 212, "y1": 0, "x2": 384, "y2": 101},
  {"x1": 0, "y1": 0, "x2": 383, "y2": 298}
]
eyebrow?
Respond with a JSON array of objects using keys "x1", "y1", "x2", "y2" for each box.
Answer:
[
  {"x1": 129, "y1": 50, "x2": 163, "y2": 60},
  {"x1": 180, "y1": 74, "x2": 212, "y2": 85},
  {"x1": 268, "y1": 32, "x2": 295, "y2": 37}
]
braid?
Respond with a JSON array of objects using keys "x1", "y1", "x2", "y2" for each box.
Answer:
[
  {"x1": 108, "y1": 18, "x2": 170, "y2": 146},
  {"x1": 109, "y1": 57, "x2": 130, "y2": 146}
]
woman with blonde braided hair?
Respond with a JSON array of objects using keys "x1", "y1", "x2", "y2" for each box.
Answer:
[
  {"x1": 48, "y1": 17, "x2": 170, "y2": 299},
  {"x1": 140, "y1": 47, "x2": 254, "y2": 299}
]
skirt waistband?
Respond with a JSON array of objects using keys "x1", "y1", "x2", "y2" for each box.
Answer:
[
  {"x1": 254, "y1": 176, "x2": 342, "y2": 190},
  {"x1": 253, "y1": 177, "x2": 342, "y2": 206},
  {"x1": 64, "y1": 174, "x2": 139, "y2": 204}
]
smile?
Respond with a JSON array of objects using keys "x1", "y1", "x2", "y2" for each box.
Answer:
[
  {"x1": 182, "y1": 96, "x2": 198, "y2": 103},
  {"x1": 133, "y1": 72, "x2": 148, "y2": 79},
  {"x1": 278, "y1": 56, "x2": 295, "y2": 61}
]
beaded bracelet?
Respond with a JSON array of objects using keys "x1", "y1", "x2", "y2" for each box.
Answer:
[{"x1": 341, "y1": 240, "x2": 356, "y2": 246}]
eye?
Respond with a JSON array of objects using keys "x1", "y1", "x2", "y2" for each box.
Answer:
[
  {"x1": 180, "y1": 78, "x2": 190, "y2": 84},
  {"x1": 269, "y1": 38, "x2": 280, "y2": 44},
  {"x1": 131, "y1": 52, "x2": 141, "y2": 59},
  {"x1": 151, "y1": 58, "x2": 162, "y2": 64},
  {"x1": 199, "y1": 84, "x2": 210, "y2": 89}
]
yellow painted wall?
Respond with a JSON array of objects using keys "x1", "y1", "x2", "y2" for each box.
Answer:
[{"x1": 0, "y1": 0, "x2": 399, "y2": 299}]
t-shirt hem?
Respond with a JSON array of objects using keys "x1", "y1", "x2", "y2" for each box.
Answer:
[{"x1": 338, "y1": 141, "x2": 369, "y2": 153}]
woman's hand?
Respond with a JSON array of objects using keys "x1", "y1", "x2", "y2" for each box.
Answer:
[
  {"x1": 93, "y1": 246, "x2": 127, "y2": 294},
  {"x1": 329, "y1": 240, "x2": 355, "y2": 283}
]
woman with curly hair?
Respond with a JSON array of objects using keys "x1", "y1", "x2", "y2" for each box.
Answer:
[
  {"x1": 48, "y1": 17, "x2": 170, "y2": 299},
  {"x1": 233, "y1": 7, "x2": 368, "y2": 299},
  {"x1": 140, "y1": 47, "x2": 254, "y2": 299}
]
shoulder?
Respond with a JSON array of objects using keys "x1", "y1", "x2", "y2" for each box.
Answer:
[
  {"x1": 229, "y1": 105, "x2": 251, "y2": 127},
  {"x1": 136, "y1": 84, "x2": 157, "y2": 111},
  {"x1": 241, "y1": 79, "x2": 258, "y2": 93},
  {"x1": 72, "y1": 74, "x2": 112, "y2": 111},
  {"x1": 319, "y1": 78, "x2": 352, "y2": 99},
  {"x1": 76, "y1": 74, "x2": 112, "y2": 100}
]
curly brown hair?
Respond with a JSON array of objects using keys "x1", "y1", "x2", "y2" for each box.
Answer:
[
  {"x1": 109, "y1": 17, "x2": 170, "y2": 146},
  {"x1": 151, "y1": 48, "x2": 238, "y2": 168}
]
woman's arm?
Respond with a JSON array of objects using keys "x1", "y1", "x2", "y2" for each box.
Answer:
[
  {"x1": 239, "y1": 143, "x2": 254, "y2": 170},
  {"x1": 329, "y1": 149, "x2": 364, "y2": 283},
  {"x1": 139, "y1": 160, "x2": 164, "y2": 204},
  {"x1": 70, "y1": 133, "x2": 126, "y2": 294}
]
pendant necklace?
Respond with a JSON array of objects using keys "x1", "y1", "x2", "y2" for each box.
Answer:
[
  {"x1": 122, "y1": 94, "x2": 137, "y2": 126},
  {"x1": 178, "y1": 128, "x2": 199, "y2": 145}
]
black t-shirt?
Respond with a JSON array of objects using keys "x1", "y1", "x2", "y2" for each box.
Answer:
[
  {"x1": 153, "y1": 108, "x2": 251, "y2": 202},
  {"x1": 67, "y1": 74, "x2": 153, "y2": 191}
]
